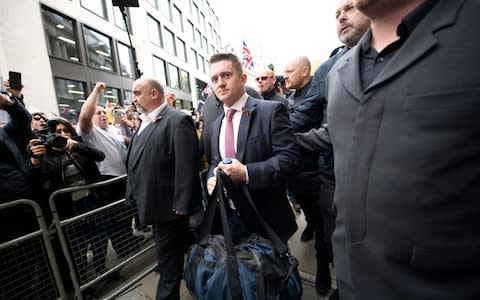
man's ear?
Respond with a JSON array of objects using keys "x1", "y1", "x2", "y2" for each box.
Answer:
[{"x1": 151, "y1": 88, "x2": 159, "y2": 99}]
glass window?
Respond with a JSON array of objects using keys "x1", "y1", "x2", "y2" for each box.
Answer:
[
  {"x1": 210, "y1": 44, "x2": 215, "y2": 55},
  {"x1": 177, "y1": 38, "x2": 187, "y2": 61},
  {"x1": 200, "y1": 13, "x2": 206, "y2": 30},
  {"x1": 168, "y1": 63, "x2": 180, "y2": 89},
  {"x1": 81, "y1": 0, "x2": 107, "y2": 19},
  {"x1": 41, "y1": 7, "x2": 80, "y2": 63},
  {"x1": 124, "y1": 90, "x2": 133, "y2": 105},
  {"x1": 193, "y1": 3, "x2": 199, "y2": 22},
  {"x1": 187, "y1": 21, "x2": 195, "y2": 42},
  {"x1": 190, "y1": 48, "x2": 198, "y2": 69},
  {"x1": 83, "y1": 27, "x2": 115, "y2": 72},
  {"x1": 172, "y1": 5, "x2": 183, "y2": 31},
  {"x1": 147, "y1": 15, "x2": 162, "y2": 47},
  {"x1": 146, "y1": 0, "x2": 157, "y2": 8},
  {"x1": 196, "y1": 29, "x2": 202, "y2": 47},
  {"x1": 164, "y1": 27, "x2": 176, "y2": 55},
  {"x1": 180, "y1": 69, "x2": 190, "y2": 92},
  {"x1": 153, "y1": 56, "x2": 168, "y2": 86},
  {"x1": 113, "y1": 6, "x2": 130, "y2": 31},
  {"x1": 202, "y1": 36, "x2": 208, "y2": 51},
  {"x1": 160, "y1": 0, "x2": 171, "y2": 20},
  {"x1": 53, "y1": 78, "x2": 86, "y2": 125},
  {"x1": 100, "y1": 86, "x2": 121, "y2": 108},
  {"x1": 117, "y1": 42, "x2": 134, "y2": 78},
  {"x1": 188, "y1": 0, "x2": 193, "y2": 14},
  {"x1": 199, "y1": 54, "x2": 206, "y2": 73},
  {"x1": 209, "y1": 23, "x2": 213, "y2": 39}
]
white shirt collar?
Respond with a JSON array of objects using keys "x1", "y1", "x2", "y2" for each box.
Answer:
[
  {"x1": 223, "y1": 93, "x2": 248, "y2": 114},
  {"x1": 137, "y1": 102, "x2": 167, "y2": 134}
]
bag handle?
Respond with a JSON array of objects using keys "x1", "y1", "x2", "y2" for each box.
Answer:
[{"x1": 196, "y1": 171, "x2": 243, "y2": 300}]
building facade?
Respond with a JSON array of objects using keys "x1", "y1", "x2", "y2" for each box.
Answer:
[{"x1": 0, "y1": 0, "x2": 223, "y2": 123}]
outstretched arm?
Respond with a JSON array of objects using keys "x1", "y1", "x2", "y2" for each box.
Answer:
[
  {"x1": 296, "y1": 126, "x2": 332, "y2": 152},
  {"x1": 78, "y1": 82, "x2": 106, "y2": 133}
]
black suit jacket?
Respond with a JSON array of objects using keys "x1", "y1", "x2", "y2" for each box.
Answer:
[
  {"x1": 325, "y1": 1, "x2": 480, "y2": 298},
  {"x1": 126, "y1": 105, "x2": 201, "y2": 225},
  {"x1": 203, "y1": 96, "x2": 300, "y2": 242}
]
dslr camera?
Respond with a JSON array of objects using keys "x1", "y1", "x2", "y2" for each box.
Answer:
[{"x1": 33, "y1": 128, "x2": 68, "y2": 149}]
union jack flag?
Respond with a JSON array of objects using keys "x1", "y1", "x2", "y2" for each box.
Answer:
[{"x1": 242, "y1": 40, "x2": 255, "y2": 71}]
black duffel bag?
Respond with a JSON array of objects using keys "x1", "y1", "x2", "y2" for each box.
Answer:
[{"x1": 184, "y1": 171, "x2": 302, "y2": 300}]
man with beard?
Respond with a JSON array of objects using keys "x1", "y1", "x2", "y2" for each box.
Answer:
[
  {"x1": 293, "y1": 1, "x2": 370, "y2": 297},
  {"x1": 298, "y1": 0, "x2": 480, "y2": 298},
  {"x1": 126, "y1": 78, "x2": 200, "y2": 300}
]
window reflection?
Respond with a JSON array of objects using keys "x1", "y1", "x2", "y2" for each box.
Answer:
[
  {"x1": 84, "y1": 27, "x2": 115, "y2": 72},
  {"x1": 180, "y1": 69, "x2": 190, "y2": 92},
  {"x1": 147, "y1": 15, "x2": 162, "y2": 47},
  {"x1": 97, "y1": 86, "x2": 120, "y2": 108},
  {"x1": 173, "y1": 5, "x2": 183, "y2": 31},
  {"x1": 80, "y1": 0, "x2": 107, "y2": 19},
  {"x1": 153, "y1": 56, "x2": 168, "y2": 86},
  {"x1": 177, "y1": 38, "x2": 186, "y2": 61},
  {"x1": 113, "y1": 6, "x2": 130, "y2": 31},
  {"x1": 118, "y1": 42, "x2": 134, "y2": 78},
  {"x1": 41, "y1": 7, "x2": 80, "y2": 62},
  {"x1": 168, "y1": 63, "x2": 180, "y2": 89},
  {"x1": 164, "y1": 28, "x2": 176, "y2": 55},
  {"x1": 54, "y1": 78, "x2": 86, "y2": 125}
]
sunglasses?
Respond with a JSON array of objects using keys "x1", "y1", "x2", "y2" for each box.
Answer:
[
  {"x1": 33, "y1": 115, "x2": 47, "y2": 122},
  {"x1": 255, "y1": 76, "x2": 274, "y2": 82}
]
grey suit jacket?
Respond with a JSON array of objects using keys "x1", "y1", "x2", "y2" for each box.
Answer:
[
  {"x1": 326, "y1": 1, "x2": 480, "y2": 298},
  {"x1": 126, "y1": 105, "x2": 201, "y2": 225}
]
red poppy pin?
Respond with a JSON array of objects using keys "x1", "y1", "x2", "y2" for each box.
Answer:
[{"x1": 241, "y1": 107, "x2": 251, "y2": 117}]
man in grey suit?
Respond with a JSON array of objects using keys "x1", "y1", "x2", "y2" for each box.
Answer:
[
  {"x1": 297, "y1": 0, "x2": 480, "y2": 298},
  {"x1": 203, "y1": 53, "x2": 300, "y2": 243},
  {"x1": 126, "y1": 78, "x2": 200, "y2": 300}
]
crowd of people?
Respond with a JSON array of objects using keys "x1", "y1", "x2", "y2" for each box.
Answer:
[{"x1": 1, "y1": 0, "x2": 479, "y2": 299}]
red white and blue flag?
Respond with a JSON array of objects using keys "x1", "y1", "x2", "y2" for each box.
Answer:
[{"x1": 242, "y1": 40, "x2": 255, "y2": 71}]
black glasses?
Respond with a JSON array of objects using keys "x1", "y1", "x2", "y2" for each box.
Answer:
[
  {"x1": 255, "y1": 76, "x2": 273, "y2": 82},
  {"x1": 33, "y1": 115, "x2": 47, "y2": 122}
]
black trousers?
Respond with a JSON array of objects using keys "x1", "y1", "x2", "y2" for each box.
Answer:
[
  {"x1": 313, "y1": 177, "x2": 336, "y2": 285},
  {"x1": 152, "y1": 217, "x2": 188, "y2": 300}
]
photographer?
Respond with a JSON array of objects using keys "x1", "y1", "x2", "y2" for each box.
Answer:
[{"x1": 29, "y1": 117, "x2": 109, "y2": 282}]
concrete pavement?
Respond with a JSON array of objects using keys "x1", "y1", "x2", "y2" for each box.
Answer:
[{"x1": 99, "y1": 211, "x2": 335, "y2": 300}]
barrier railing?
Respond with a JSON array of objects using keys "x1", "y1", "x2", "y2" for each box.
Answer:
[
  {"x1": 0, "y1": 199, "x2": 66, "y2": 300},
  {"x1": 48, "y1": 175, "x2": 155, "y2": 299}
]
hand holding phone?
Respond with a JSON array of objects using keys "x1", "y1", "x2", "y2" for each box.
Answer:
[
  {"x1": 9, "y1": 71, "x2": 22, "y2": 90},
  {"x1": 114, "y1": 110, "x2": 124, "y2": 124}
]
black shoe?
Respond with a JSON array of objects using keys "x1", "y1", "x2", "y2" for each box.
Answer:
[{"x1": 300, "y1": 225, "x2": 314, "y2": 242}]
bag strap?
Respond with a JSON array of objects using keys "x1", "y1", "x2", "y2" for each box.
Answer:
[
  {"x1": 222, "y1": 171, "x2": 288, "y2": 255},
  {"x1": 196, "y1": 171, "x2": 242, "y2": 300},
  {"x1": 216, "y1": 173, "x2": 242, "y2": 300}
]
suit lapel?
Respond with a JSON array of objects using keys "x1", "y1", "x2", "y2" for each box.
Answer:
[
  {"x1": 210, "y1": 111, "x2": 223, "y2": 163},
  {"x1": 237, "y1": 97, "x2": 255, "y2": 162},
  {"x1": 336, "y1": 41, "x2": 364, "y2": 103},
  {"x1": 128, "y1": 105, "x2": 169, "y2": 170},
  {"x1": 365, "y1": 0, "x2": 462, "y2": 94}
]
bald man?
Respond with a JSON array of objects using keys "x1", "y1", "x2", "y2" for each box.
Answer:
[
  {"x1": 126, "y1": 78, "x2": 201, "y2": 300},
  {"x1": 255, "y1": 67, "x2": 288, "y2": 108}
]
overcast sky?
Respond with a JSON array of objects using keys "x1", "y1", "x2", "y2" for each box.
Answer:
[{"x1": 214, "y1": 0, "x2": 341, "y2": 70}]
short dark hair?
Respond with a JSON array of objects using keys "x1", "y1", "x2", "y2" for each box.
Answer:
[{"x1": 209, "y1": 53, "x2": 243, "y2": 74}]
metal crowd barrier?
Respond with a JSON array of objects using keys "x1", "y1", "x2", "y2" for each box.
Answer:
[
  {"x1": 0, "y1": 199, "x2": 66, "y2": 300},
  {"x1": 49, "y1": 175, "x2": 155, "y2": 300}
]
